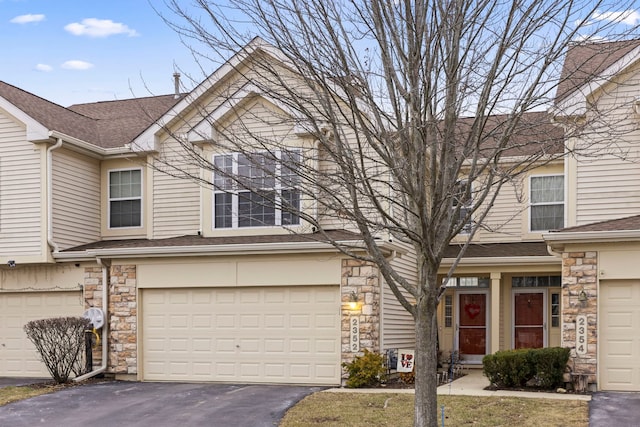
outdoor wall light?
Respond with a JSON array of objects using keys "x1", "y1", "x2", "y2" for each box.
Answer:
[
  {"x1": 348, "y1": 291, "x2": 359, "y2": 309},
  {"x1": 578, "y1": 288, "x2": 588, "y2": 302},
  {"x1": 7, "y1": 260, "x2": 15, "y2": 268}
]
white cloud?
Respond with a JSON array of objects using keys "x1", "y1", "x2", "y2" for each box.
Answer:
[
  {"x1": 590, "y1": 9, "x2": 640, "y2": 26},
  {"x1": 10, "y1": 14, "x2": 45, "y2": 24},
  {"x1": 61, "y1": 60, "x2": 94, "y2": 70},
  {"x1": 64, "y1": 18, "x2": 139, "y2": 38},
  {"x1": 35, "y1": 64, "x2": 53, "y2": 72}
]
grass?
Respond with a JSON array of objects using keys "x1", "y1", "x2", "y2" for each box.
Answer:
[
  {"x1": 0, "y1": 384, "x2": 64, "y2": 406},
  {"x1": 279, "y1": 393, "x2": 589, "y2": 427}
]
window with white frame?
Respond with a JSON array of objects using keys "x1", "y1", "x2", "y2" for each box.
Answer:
[
  {"x1": 530, "y1": 175, "x2": 564, "y2": 231},
  {"x1": 454, "y1": 180, "x2": 473, "y2": 234},
  {"x1": 109, "y1": 169, "x2": 142, "y2": 228},
  {"x1": 213, "y1": 150, "x2": 301, "y2": 229}
]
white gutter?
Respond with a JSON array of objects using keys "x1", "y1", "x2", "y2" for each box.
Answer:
[
  {"x1": 53, "y1": 239, "x2": 406, "y2": 261},
  {"x1": 47, "y1": 138, "x2": 63, "y2": 253},
  {"x1": 543, "y1": 229, "x2": 640, "y2": 244},
  {"x1": 440, "y1": 255, "x2": 559, "y2": 268},
  {"x1": 74, "y1": 258, "x2": 109, "y2": 382}
]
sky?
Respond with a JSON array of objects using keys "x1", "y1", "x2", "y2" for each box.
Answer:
[
  {"x1": 0, "y1": 1, "x2": 205, "y2": 106},
  {"x1": 3, "y1": 1, "x2": 640, "y2": 108}
]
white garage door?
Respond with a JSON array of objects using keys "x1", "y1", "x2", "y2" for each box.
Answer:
[
  {"x1": 600, "y1": 280, "x2": 640, "y2": 391},
  {"x1": 142, "y1": 286, "x2": 341, "y2": 385},
  {"x1": 0, "y1": 291, "x2": 84, "y2": 377}
]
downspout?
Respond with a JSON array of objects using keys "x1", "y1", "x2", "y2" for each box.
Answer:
[
  {"x1": 47, "y1": 138, "x2": 63, "y2": 253},
  {"x1": 74, "y1": 257, "x2": 109, "y2": 382}
]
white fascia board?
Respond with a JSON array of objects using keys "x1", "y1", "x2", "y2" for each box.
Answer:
[
  {"x1": 132, "y1": 38, "x2": 274, "y2": 152},
  {"x1": 0, "y1": 96, "x2": 50, "y2": 141},
  {"x1": 188, "y1": 83, "x2": 311, "y2": 142},
  {"x1": 555, "y1": 45, "x2": 640, "y2": 117},
  {"x1": 53, "y1": 238, "x2": 404, "y2": 260},
  {"x1": 440, "y1": 255, "x2": 560, "y2": 268},
  {"x1": 543, "y1": 229, "x2": 640, "y2": 244}
]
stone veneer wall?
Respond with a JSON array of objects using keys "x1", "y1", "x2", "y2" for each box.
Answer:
[
  {"x1": 341, "y1": 259, "x2": 381, "y2": 375},
  {"x1": 561, "y1": 251, "x2": 597, "y2": 390},
  {"x1": 83, "y1": 266, "x2": 104, "y2": 365},
  {"x1": 108, "y1": 265, "x2": 137, "y2": 375}
]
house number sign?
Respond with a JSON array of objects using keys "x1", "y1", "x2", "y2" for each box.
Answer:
[
  {"x1": 350, "y1": 316, "x2": 360, "y2": 352},
  {"x1": 576, "y1": 315, "x2": 587, "y2": 356}
]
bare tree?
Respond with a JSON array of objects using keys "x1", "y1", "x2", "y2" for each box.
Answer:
[{"x1": 148, "y1": 1, "x2": 640, "y2": 425}]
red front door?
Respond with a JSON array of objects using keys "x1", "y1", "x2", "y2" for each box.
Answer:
[
  {"x1": 514, "y1": 292, "x2": 544, "y2": 349},
  {"x1": 458, "y1": 293, "x2": 487, "y2": 357}
]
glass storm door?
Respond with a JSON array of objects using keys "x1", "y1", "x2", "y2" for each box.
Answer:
[
  {"x1": 457, "y1": 293, "x2": 488, "y2": 363},
  {"x1": 513, "y1": 291, "x2": 545, "y2": 349}
]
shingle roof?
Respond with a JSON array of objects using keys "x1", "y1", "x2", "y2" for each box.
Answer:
[
  {"x1": 0, "y1": 80, "x2": 180, "y2": 149},
  {"x1": 444, "y1": 241, "x2": 551, "y2": 258},
  {"x1": 457, "y1": 111, "x2": 565, "y2": 157},
  {"x1": 551, "y1": 215, "x2": 640, "y2": 233},
  {"x1": 68, "y1": 95, "x2": 180, "y2": 148},
  {"x1": 62, "y1": 230, "x2": 365, "y2": 253},
  {"x1": 0, "y1": 81, "x2": 99, "y2": 143},
  {"x1": 555, "y1": 39, "x2": 640, "y2": 104}
]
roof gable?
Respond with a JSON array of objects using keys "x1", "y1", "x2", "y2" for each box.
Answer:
[
  {"x1": 132, "y1": 37, "x2": 287, "y2": 151},
  {"x1": 554, "y1": 39, "x2": 640, "y2": 115}
]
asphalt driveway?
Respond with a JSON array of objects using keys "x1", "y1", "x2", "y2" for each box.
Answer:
[
  {"x1": 590, "y1": 391, "x2": 640, "y2": 427},
  {"x1": 0, "y1": 380, "x2": 325, "y2": 427}
]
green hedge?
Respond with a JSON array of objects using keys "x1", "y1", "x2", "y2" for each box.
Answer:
[{"x1": 482, "y1": 347, "x2": 570, "y2": 389}]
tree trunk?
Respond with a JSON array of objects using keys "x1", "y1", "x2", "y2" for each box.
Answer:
[{"x1": 413, "y1": 294, "x2": 439, "y2": 426}]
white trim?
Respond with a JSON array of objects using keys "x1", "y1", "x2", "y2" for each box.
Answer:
[
  {"x1": 544, "y1": 229, "x2": 640, "y2": 244},
  {"x1": 441, "y1": 255, "x2": 560, "y2": 267},
  {"x1": 511, "y1": 288, "x2": 547, "y2": 349},
  {"x1": 52, "y1": 238, "x2": 404, "y2": 260},
  {"x1": 107, "y1": 167, "x2": 144, "y2": 230},
  {"x1": 0, "y1": 95, "x2": 49, "y2": 141},
  {"x1": 554, "y1": 45, "x2": 640, "y2": 117},
  {"x1": 528, "y1": 174, "x2": 565, "y2": 233},
  {"x1": 132, "y1": 38, "x2": 288, "y2": 152},
  {"x1": 212, "y1": 150, "x2": 302, "y2": 230}
]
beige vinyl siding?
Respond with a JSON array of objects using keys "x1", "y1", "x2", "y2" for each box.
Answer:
[
  {"x1": 576, "y1": 152, "x2": 640, "y2": 225},
  {"x1": 381, "y1": 241, "x2": 417, "y2": 350},
  {"x1": 152, "y1": 151, "x2": 200, "y2": 239},
  {"x1": 574, "y1": 65, "x2": 640, "y2": 225},
  {"x1": 51, "y1": 149, "x2": 100, "y2": 250},
  {"x1": 0, "y1": 112, "x2": 43, "y2": 256},
  {"x1": 475, "y1": 178, "x2": 524, "y2": 243}
]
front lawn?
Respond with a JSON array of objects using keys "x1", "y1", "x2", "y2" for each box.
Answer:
[{"x1": 280, "y1": 392, "x2": 588, "y2": 426}]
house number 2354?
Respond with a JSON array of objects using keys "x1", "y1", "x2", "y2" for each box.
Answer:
[
  {"x1": 350, "y1": 316, "x2": 360, "y2": 352},
  {"x1": 576, "y1": 315, "x2": 587, "y2": 356}
]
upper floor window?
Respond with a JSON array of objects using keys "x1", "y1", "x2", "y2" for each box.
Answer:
[
  {"x1": 213, "y1": 150, "x2": 301, "y2": 229},
  {"x1": 109, "y1": 169, "x2": 142, "y2": 228},
  {"x1": 530, "y1": 175, "x2": 564, "y2": 231},
  {"x1": 454, "y1": 180, "x2": 473, "y2": 234}
]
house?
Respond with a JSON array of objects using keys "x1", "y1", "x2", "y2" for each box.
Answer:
[
  {"x1": 0, "y1": 38, "x2": 416, "y2": 385},
  {"x1": 437, "y1": 38, "x2": 640, "y2": 392},
  {"x1": 4, "y1": 34, "x2": 640, "y2": 392}
]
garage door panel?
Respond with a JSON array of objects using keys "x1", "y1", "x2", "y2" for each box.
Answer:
[
  {"x1": 0, "y1": 291, "x2": 83, "y2": 377},
  {"x1": 142, "y1": 286, "x2": 340, "y2": 385},
  {"x1": 601, "y1": 280, "x2": 640, "y2": 391}
]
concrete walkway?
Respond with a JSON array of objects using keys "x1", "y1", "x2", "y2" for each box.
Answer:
[{"x1": 325, "y1": 369, "x2": 591, "y2": 401}]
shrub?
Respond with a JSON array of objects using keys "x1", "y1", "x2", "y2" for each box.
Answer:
[
  {"x1": 530, "y1": 347, "x2": 570, "y2": 388},
  {"x1": 483, "y1": 347, "x2": 570, "y2": 389},
  {"x1": 24, "y1": 316, "x2": 91, "y2": 383},
  {"x1": 342, "y1": 349, "x2": 386, "y2": 388}
]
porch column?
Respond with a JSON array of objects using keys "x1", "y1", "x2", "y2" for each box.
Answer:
[{"x1": 490, "y1": 272, "x2": 501, "y2": 354}]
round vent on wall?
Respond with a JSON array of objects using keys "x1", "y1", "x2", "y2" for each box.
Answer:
[{"x1": 83, "y1": 307, "x2": 105, "y2": 329}]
